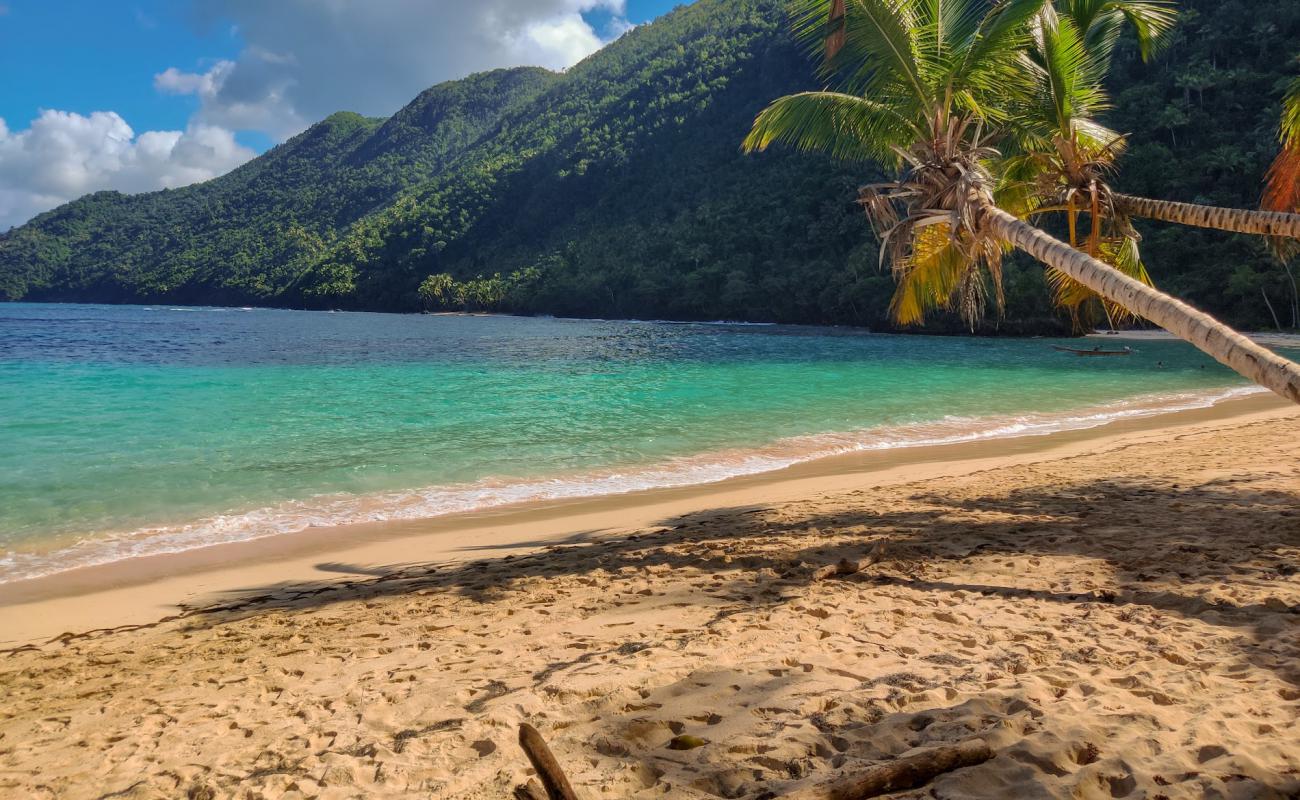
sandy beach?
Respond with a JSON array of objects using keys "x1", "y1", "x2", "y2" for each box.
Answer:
[{"x1": 1, "y1": 395, "x2": 1297, "y2": 799}]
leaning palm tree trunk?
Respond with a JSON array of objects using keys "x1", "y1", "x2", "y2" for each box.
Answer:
[
  {"x1": 1113, "y1": 194, "x2": 1300, "y2": 239},
  {"x1": 982, "y1": 204, "x2": 1300, "y2": 403}
]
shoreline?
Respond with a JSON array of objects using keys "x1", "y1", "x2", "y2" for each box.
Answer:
[
  {"x1": 3, "y1": 385, "x2": 1296, "y2": 799},
  {"x1": 0, "y1": 383, "x2": 1264, "y2": 588},
  {"x1": 0, "y1": 390, "x2": 1292, "y2": 647}
]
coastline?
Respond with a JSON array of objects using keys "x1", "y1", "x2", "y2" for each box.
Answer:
[
  {"x1": 2, "y1": 387, "x2": 1296, "y2": 799},
  {"x1": 0, "y1": 390, "x2": 1291, "y2": 647},
  {"x1": 0, "y1": 383, "x2": 1265, "y2": 588}
]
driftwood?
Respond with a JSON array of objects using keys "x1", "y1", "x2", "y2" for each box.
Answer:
[
  {"x1": 517, "y1": 723, "x2": 581, "y2": 800},
  {"x1": 513, "y1": 780, "x2": 548, "y2": 800},
  {"x1": 813, "y1": 539, "x2": 888, "y2": 581},
  {"x1": 781, "y1": 738, "x2": 993, "y2": 800}
]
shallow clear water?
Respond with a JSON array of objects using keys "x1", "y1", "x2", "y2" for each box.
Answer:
[{"x1": 0, "y1": 303, "x2": 1269, "y2": 582}]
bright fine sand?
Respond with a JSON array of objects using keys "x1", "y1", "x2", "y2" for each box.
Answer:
[{"x1": 1, "y1": 396, "x2": 1298, "y2": 799}]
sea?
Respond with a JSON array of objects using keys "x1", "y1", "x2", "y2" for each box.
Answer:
[{"x1": 0, "y1": 302, "x2": 1277, "y2": 584}]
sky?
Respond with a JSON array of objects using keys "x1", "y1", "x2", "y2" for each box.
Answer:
[{"x1": 0, "y1": 0, "x2": 686, "y2": 231}]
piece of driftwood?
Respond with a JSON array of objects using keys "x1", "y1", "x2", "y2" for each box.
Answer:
[
  {"x1": 518, "y1": 723, "x2": 581, "y2": 800},
  {"x1": 781, "y1": 738, "x2": 993, "y2": 800},
  {"x1": 813, "y1": 539, "x2": 888, "y2": 581},
  {"x1": 513, "y1": 779, "x2": 548, "y2": 800}
]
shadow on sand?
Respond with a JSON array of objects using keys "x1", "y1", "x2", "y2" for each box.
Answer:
[{"x1": 179, "y1": 473, "x2": 1297, "y2": 676}]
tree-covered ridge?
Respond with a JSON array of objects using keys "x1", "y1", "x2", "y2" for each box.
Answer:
[
  {"x1": 0, "y1": 0, "x2": 1296, "y2": 331},
  {"x1": 293, "y1": 0, "x2": 893, "y2": 319},
  {"x1": 0, "y1": 67, "x2": 555, "y2": 304}
]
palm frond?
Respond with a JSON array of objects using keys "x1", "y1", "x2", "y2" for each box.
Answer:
[
  {"x1": 1020, "y1": 6, "x2": 1113, "y2": 138},
  {"x1": 1047, "y1": 232, "x2": 1152, "y2": 330},
  {"x1": 992, "y1": 154, "x2": 1045, "y2": 218},
  {"x1": 1263, "y1": 146, "x2": 1300, "y2": 215},
  {"x1": 914, "y1": 0, "x2": 986, "y2": 80},
  {"x1": 791, "y1": 0, "x2": 932, "y2": 104},
  {"x1": 889, "y1": 223, "x2": 967, "y2": 325},
  {"x1": 826, "y1": 0, "x2": 848, "y2": 60},
  {"x1": 1281, "y1": 76, "x2": 1300, "y2": 148},
  {"x1": 1263, "y1": 77, "x2": 1299, "y2": 258},
  {"x1": 1111, "y1": 1, "x2": 1177, "y2": 61},
  {"x1": 1060, "y1": 0, "x2": 1177, "y2": 63},
  {"x1": 1263, "y1": 77, "x2": 1300, "y2": 212},
  {"x1": 952, "y1": 0, "x2": 1044, "y2": 89},
  {"x1": 1074, "y1": 118, "x2": 1123, "y2": 154},
  {"x1": 742, "y1": 92, "x2": 918, "y2": 162},
  {"x1": 843, "y1": 0, "x2": 929, "y2": 102}
]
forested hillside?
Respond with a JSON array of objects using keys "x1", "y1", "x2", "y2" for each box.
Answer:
[{"x1": 1, "y1": 0, "x2": 1296, "y2": 331}]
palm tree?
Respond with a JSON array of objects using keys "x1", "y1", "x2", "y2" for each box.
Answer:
[
  {"x1": 1008, "y1": 3, "x2": 1158, "y2": 330},
  {"x1": 1111, "y1": 105, "x2": 1300, "y2": 237},
  {"x1": 1032, "y1": 2, "x2": 1300, "y2": 239},
  {"x1": 1110, "y1": 193, "x2": 1300, "y2": 239},
  {"x1": 1077, "y1": 7, "x2": 1300, "y2": 238},
  {"x1": 418, "y1": 272, "x2": 456, "y2": 310},
  {"x1": 743, "y1": 0, "x2": 1300, "y2": 402},
  {"x1": 1014, "y1": 2, "x2": 1299, "y2": 328},
  {"x1": 1058, "y1": 0, "x2": 1175, "y2": 62}
]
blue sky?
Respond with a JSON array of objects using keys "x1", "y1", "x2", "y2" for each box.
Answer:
[
  {"x1": 0, "y1": 1, "x2": 684, "y2": 150},
  {"x1": 0, "y1": 1, "x2": 688, "y2": 230}
]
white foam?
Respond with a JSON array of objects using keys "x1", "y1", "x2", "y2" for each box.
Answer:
[{"x1": 0, "y1": 384, "x2": 1264, "y2": 584}]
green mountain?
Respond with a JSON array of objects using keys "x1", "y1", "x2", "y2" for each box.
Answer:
[{"x1": 2, "y1": 0, "x2": 1296, "y2": 331}]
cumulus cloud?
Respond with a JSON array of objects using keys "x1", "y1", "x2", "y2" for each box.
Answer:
[
  {"x1": 173, "y1": 0, "x2": 630, "y2": 141},
  {"x1": 0, "y1": 110, "x2": 254, "y2": 230},
  {"x1": 1, "y1": 0, "x2": 630, "y2": 230}
]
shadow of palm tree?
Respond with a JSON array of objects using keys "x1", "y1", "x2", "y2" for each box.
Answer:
[
  {"x1": 174, "y1": 472, "x2": 1297, "y2": 692},
  {"x1": 25, "y1": 463, "x2": 1295, "y2": 800}
]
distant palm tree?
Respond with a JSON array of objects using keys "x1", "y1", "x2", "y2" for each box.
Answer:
[
  {"x1": 743, "y1": 0, "x2": 1300, "y2": 401},
  {"x1": 418, "y1": 272, "x2": 456, "y2": 309}
]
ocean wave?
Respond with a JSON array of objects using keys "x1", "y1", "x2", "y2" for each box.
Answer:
[{"x1": 0, "y1": 384, "x2": 1264, "y2": 584}]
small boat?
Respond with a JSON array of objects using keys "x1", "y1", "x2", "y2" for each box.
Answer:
[{"x1": 1052, "y1": 344, "x2": 1133, "y2": 357}]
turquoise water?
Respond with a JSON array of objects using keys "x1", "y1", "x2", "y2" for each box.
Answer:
[{"x1": 0, "y1": 303, "x2": 1267, "y2": 582}]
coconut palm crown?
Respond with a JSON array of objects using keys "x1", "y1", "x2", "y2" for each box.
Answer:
[{"x1": 744, "y1": 0, "x2": 1047, "y2": 327}]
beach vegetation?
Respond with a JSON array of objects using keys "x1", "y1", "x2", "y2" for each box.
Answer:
[{"x1": 419, "y1": 268, "x2": 542, "y2": 312}]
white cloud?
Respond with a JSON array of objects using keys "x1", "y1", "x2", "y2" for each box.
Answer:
[
  {"x1": 173, "y1": 0, "x2": 631, "y2": 142},
  {"x1": 0, "y1": 110, "x2": 254, "y2": 230},
  {"x1": 154, "y1": 61, "x2": 233, "y2": 96},
  {"x1": 1, "y1": 0, "x2": 631, "y2": 231},
  {"x1": 515, "y1": 14, "x2": 606, "y2": 67}
]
